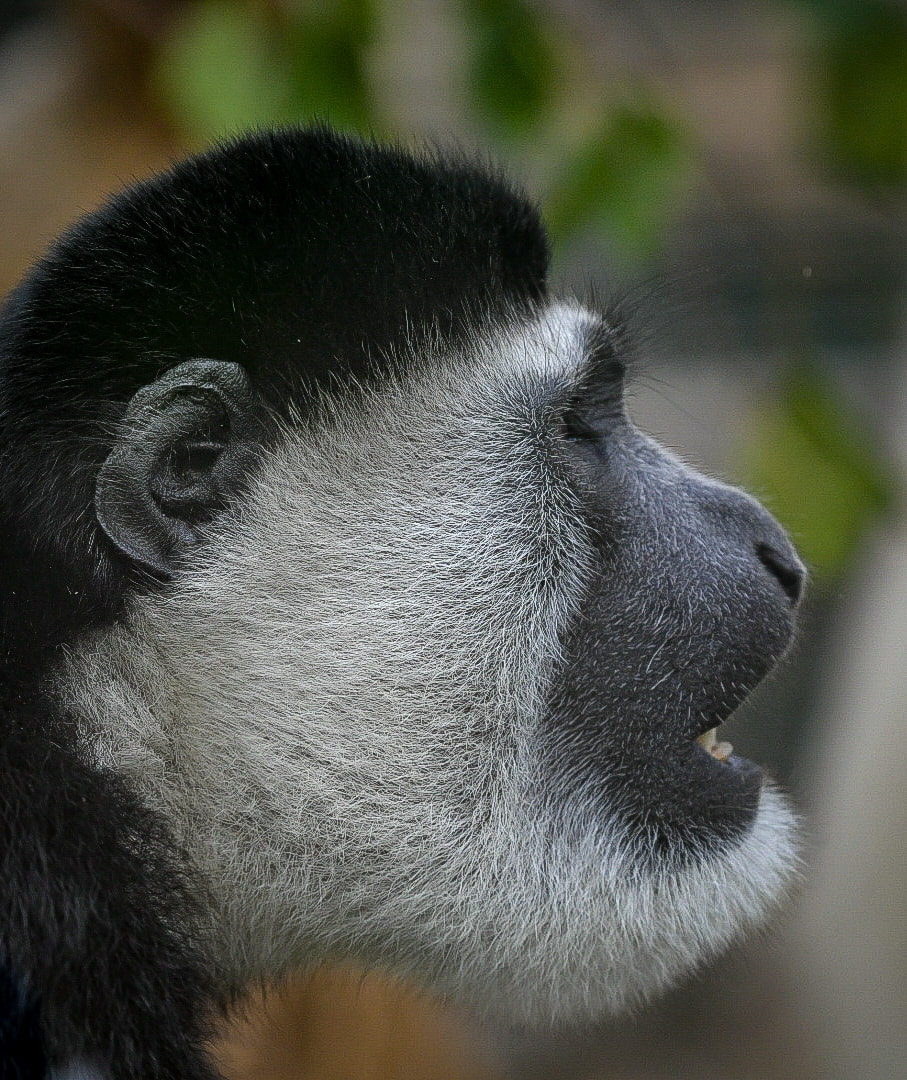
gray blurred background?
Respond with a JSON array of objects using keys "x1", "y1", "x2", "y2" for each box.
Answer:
[{"x1": 1, "y1": 1, "x2": 905, "y2": 1077}]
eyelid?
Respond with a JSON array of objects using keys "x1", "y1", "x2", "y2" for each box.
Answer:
[
  {"x1": 594, "y1": 357, "x2": 626, "y2": 385},
  {"x1": 582, "y1": 346, "x2": 628, "y2": 394},
  {"x1": 548, "y1": 338, "x2": 629, "y2": 444},
  {"x1": 560, "y1": 407, "x2": 600, "y2": 442}
]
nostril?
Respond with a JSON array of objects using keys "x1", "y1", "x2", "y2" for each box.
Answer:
[{"x1": 757, "y1": 542, "x2": 806, "y2": 605}]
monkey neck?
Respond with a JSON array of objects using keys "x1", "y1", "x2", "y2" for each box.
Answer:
[{"x1": 48, "y1": 617, "x2": 326, "y2": 984}]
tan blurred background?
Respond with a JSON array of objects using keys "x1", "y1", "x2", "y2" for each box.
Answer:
[{"x1": 2, "y1": 1, "x2": 906, "y2": 1077}]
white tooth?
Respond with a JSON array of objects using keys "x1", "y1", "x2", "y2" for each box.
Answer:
[
  {"x1": 697, "y1": 727, "x2": 717, "y2": 752},
  {"x1": 696, "y1": 729, "x2": 733, "y2": 762},
  {"x1": 712, "y1": 741, "x2": 733, "y2": 762}
]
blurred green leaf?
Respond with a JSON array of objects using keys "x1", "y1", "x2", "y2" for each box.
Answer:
[
  {"x1": 741, "y1": 365, "x2": 897, "y2": 581},
  {"x1": 545, "y1": 100, "x2": 694, "y2": 260},
  {"x1": 154, "y1": 1, "x2": 296, "y2": 138},
  {"x1": 808, "y1": 0, "x2": 907, "y2": 185},
  {"x1": 463, "y1": 0, "x2": 561, "y2": 136},
  {"x1": 154, "y1": 0, "x2": 377, "y2": 140},
  {"x1": 285, "y1": 0, "x2": 375, "y2": 131}
]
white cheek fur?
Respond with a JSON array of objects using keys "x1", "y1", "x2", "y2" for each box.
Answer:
[{"x1": 53, "y1": 304, "x2": 801, "y2": 1025}]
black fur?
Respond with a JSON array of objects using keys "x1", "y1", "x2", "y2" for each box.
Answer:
[
  {"x1": 0, "y1": 126, "x2": 548, "y2": 668},
  {"x1": 0, "y1": 128, "x2": 548, "y2": 1079},
  {"x1": 0, "y1": 686, "x2": 221, "y2": 1080},
  {"x1": 0, "y1": 960, "x2": 45, "y2": 1079}
]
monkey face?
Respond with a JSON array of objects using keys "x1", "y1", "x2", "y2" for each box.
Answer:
[
  {"x1": 3, "y1": 129, "x2": 803, "y2": 1037},
  {"x1": 57, "y1": 302, "x2": 802, "y2": 1025}
]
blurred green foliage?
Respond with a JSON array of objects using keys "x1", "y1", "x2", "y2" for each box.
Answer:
[
  {"x1": 463, "y1": 0, "x2": 561, "y2": 136},
  {"x1": 151, "y1": 0, "x2": 905, "y2": 585},
  {"x1": 154, "y1": 0, "x2": 376, "y2": 137},
  {"x1": 156, "y1": 1, "x2": 291, "y2": 134},
  {"x1": 545, "y1": 100, "x2": 694, "y2": 258},
  {"x1": 799, "y1": 0, "x2": 907, "y2": 185},
  {"x1": 286, "y1": 0, "x2": 374, "y2": 130},
  {"x1": 742, "y1": 366, "x2": 898, "y2": 580}
]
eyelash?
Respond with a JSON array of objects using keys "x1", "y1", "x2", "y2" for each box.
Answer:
[{"x1": 558, "y1": 360, "x2": 627, "y2": 443}]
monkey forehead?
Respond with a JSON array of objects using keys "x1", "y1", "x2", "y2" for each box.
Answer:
[
  {"x1": 484, "y1": 301, "x2": 604, "y2": 384},
  {"x1": 399, "y1": 299, "x2": 618, "y2": 439},
  {"x1": 385, "y1": 301, "x2": 612, "y2": 420},
  {"x1": 260, "y1": 301, "x2": 604, "y2": 464}
]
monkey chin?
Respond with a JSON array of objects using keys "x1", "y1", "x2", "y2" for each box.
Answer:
[
  {"x1": 257, "y1": 767, "x2": 801, "y2": 1032},
  {"x1": 418, "y1": 780, "x2": 802, "y2": 1029}
]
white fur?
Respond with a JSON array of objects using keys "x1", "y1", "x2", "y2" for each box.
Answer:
[{"x1": 53, "y1": 304, "x2": 800, "y2": 1024}]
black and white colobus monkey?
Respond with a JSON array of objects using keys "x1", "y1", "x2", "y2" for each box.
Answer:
[{"x1": 0, "y1": 127, "x2": 804, "y2": 1078}]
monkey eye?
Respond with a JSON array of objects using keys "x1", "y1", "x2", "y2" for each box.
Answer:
[
  {"x1": 560, "y1": 408, "x2": 601, "y2": 443},
  {"x1": 558, "y1": 386, "x2": 625, "y2": 444},
  {"x1": 558, "y1": 348, "x2": 627, "y2": 444},
  {"x1": 593, "y1": 357, "x2": 627, "y2": 385}
]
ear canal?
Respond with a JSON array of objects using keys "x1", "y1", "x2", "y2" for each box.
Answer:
[{"x1": 95, "y1": 359, "x2": 261, "y2": 576}]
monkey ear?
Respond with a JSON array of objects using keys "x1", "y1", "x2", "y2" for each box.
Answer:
[{"x1": 95, "y1": 359, "x2": 262, "y2": 576}]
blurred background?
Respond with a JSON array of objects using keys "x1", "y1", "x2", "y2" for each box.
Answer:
[{"x1": 2, "y1": 0, "x2": 906, "y2": 1077}]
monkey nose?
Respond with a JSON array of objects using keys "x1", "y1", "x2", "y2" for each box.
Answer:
[{"x1": 756, "y1": 541, "x2": 806, "y2": 605}]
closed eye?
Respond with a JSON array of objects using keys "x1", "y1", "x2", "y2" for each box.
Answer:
[
  {"x1": 548, "y1": 316, "x2": 629, "y2": 445},
  {"x1": 560, "y1": 407, "x2": 601, "y2": 442},
  {"x1": 591, "y1": 356, "x2": 627, "y2": 385},
  {"x1": 558, "y1": 359, "x2": 627, "y2": 443}
]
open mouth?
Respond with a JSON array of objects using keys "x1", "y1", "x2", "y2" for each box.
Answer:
[
  {"x1": 696, "y1": 726, "x2": 734, "y2": 763},
  {"x1": 688, "y1": 670, "x2": 774, "y2": 775}
]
